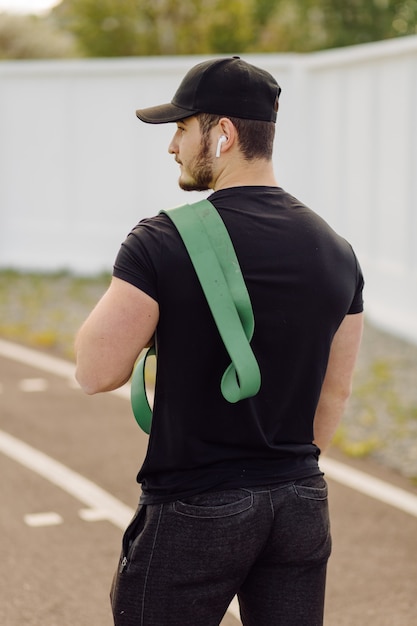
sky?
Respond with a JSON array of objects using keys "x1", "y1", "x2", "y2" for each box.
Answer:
[{"x1": 0, "y1": 0, "x2": 60, "y2": 13}]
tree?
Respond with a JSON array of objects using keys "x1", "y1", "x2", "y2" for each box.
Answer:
[
  {"x1": 0, "y1": 12, "x2": 80, "y2": 59},
  {"x1": 51, "y1": 0, "x2": 141, "y2": 56},
  {"x1": 317, "y1": 0, "x2": 417, "y2": 49},
  {"x1": 50, "y1": 0, "x2": 417, "y2": 57},
  {"x1": 52, "y1": 0, "x2": 259, "y2": 56}
]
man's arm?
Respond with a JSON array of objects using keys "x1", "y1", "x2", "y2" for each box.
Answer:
[
  {"x1": 313, "y1": 312, "x2": 364, "y2": 453},
  {"x1": 74, "y1": 276, "x2": 159, "y2": 394}
]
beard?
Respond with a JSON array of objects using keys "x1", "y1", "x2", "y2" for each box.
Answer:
[{"x1": 178, "y1": 135, "x2": 214, "y2": 192}]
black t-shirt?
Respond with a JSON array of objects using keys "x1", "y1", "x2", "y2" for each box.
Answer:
[{"x1": 113, "y1": 186, "x2": 364, "y2": 503}]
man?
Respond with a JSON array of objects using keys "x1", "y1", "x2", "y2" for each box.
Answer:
[{"x1": 75, "y1": 57, "x2": 364, "y2": 626}]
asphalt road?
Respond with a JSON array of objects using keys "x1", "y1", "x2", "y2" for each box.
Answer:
[{"x1": 1, "y1": 345, "x2": 417, "y2": 626}]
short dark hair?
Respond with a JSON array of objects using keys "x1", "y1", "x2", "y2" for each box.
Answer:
[{"x1": 197, "y1": 113, "x2": 275, "y2": 161}]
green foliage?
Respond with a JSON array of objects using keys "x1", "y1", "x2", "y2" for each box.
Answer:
[
  {"x1": 334, "y1": 357, "x2": 417, "y2": 460},
  {"x1": 0, "y1": 12, "x2": 80, "y2": 59},
  {"x1": 53, "y1": 0, "x2": 143, "y2": 57},
  {"x1": 0, "y1": 270, "x2": 110, "y2": 359},
  {"x1": 52, "y1": 0, "x2": 259, "y2": 56},
  {"x1": 52, "y1": 0, "x2": 417, "y2": 57},
  {"x1": 317, "y1": 0, "x2": 417, "y2": 48},
  {"x1": 203, "y1": 0, "x2": 257, "y2": 53},
  {"x1": 2, "y1": 0, "x2": 417, "y2": 59}
]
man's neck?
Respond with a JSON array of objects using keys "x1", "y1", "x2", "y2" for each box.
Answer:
[{"x1": 212, "y1": 158, "x2": 278, "y2": 191}]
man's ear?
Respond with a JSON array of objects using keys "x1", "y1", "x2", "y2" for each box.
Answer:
[
  {"x1": 215, "y1": 118, "x2": 237, "y2": 155},
  {"x1": 215, "y1": 135, "x2": 227, "y2": 158}
]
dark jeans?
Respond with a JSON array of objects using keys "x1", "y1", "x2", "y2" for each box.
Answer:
[{"x1": 110, "y1": 476, "x2": 331, "y2": 626}]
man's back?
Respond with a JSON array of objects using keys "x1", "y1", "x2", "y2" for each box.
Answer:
[{"x1": 113, "y1": 186, "x2": 363, "y2": 501}]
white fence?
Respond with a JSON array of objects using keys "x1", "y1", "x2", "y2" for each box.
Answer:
[{"x1": 1, "y1": 36, "x2": 417, "y2": 344}]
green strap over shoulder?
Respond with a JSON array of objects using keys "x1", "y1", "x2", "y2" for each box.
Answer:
[
  {"x1": 130, "y1": 199, "x2": 261, "y2": 434},
  {"x1": 130, "y1": 344, "x2": 155, "y2": 435}
]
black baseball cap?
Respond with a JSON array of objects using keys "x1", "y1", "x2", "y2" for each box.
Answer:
[{"x1": 136, "y1": 57, "x2": 281, "y2": 124}]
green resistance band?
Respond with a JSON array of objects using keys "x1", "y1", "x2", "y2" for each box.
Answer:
[{"x1": 130, "y1": 199, "x2": 261, "y2": 434}]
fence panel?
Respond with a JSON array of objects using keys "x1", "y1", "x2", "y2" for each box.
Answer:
[{"x1": 1, "y1": 38, "x2": 416, "y2": 343}]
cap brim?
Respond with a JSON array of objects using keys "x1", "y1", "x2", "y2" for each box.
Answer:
[{"x1": 136, "y1": 102, "x2": 197, "y2": 124}]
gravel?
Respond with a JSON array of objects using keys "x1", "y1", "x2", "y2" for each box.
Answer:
[{"x1": 343, "y1": 321, "x2": 417, "y2": 482}]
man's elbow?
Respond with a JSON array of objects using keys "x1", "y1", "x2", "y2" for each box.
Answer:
[
  {"x1": 325, "y1": 377, "x2": 353, "y2": 407},
  {"x1": 75, "y1": 368, "x2": 102, "y2": 395},
  {"x1": 339, "y1": 380, "x2": 354, "y2": 406},
  {"x1": 75, "y1": 366, "x2": 131, "y2": 395}
]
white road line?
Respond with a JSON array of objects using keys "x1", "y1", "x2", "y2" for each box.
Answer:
[
  {"x1": 24, "y1": 512, "x2": 63, "y2": 527},
  {"x1": 0, "y1": 430, "x2": 134, "y2": 529},
  {"x1": 19, "y1": 378, "x2": 49, "y2": 392},
  {"x1": 320, "y1": 457, "x2": 417, "y2": 518},
  {"x1": 0, "y1": 338, "x2": 130, "y2": 399},
  {"x1": 0, "y1": 339, "x2": 76, "y2": 380},
  {"x1": 79, "y1": 508, "x2": 116, "y2": 522}
]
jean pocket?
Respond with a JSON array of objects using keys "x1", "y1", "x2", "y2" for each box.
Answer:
[
  {"x1": 121, "y1": 505, "x2": 146, "y2": 557},
  {"x1": 173, "y1": 490, "x2": 253, "y2": 519},
  {"x1": 293, "y1": 478, "x2": 328, "y2": 501}
]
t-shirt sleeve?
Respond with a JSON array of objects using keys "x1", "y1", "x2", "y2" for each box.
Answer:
[
  {"x1": 112, "y1": 219, "x2": 159, "y2": 302},
  {"x1": 347, "y1": 254, "x2": 364, "y2": 314}
]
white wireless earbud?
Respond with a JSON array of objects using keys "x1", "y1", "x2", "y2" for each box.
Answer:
[{"x1": 215, "y1": 135, "x2": 227, "y2": 158}]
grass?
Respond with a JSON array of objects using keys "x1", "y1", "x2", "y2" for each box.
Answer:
[
  {"x1": 334, "y1": 351, "x2": 417, "y2": 483},
  {"x1": 0, "y1": 269, "x2": 110, "y2": 359},
  {"x1": 339, "y1": 358, "x2": 417, "y2": 451}
]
